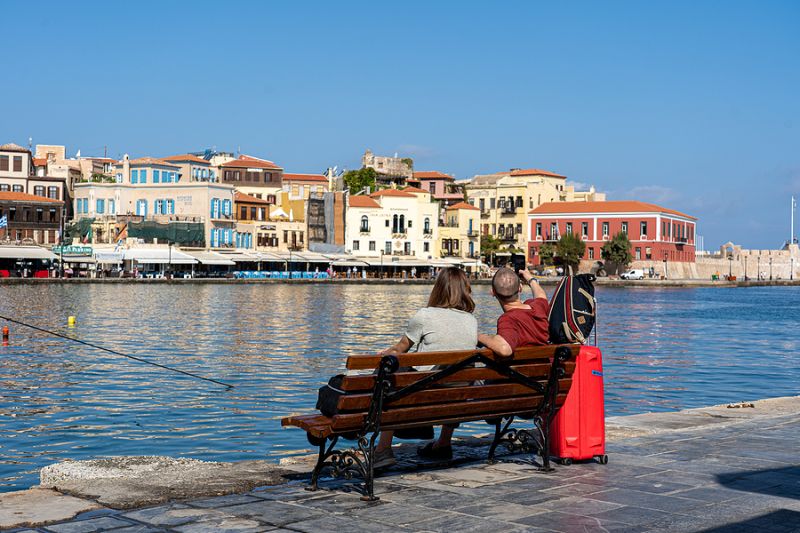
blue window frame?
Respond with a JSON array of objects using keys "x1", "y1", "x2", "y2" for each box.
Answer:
[
  {"x1": 82, "y1": 199, "x2": 89, "y2": 213},
  {"x1": 222, "y1": 199, "x2": 231, "y2": 216},
  {"x1": 211, "y1": 198, "x2": 220, "y2": 218},
  {"x1": 131, "y1": 169, "x2": 139, "y2": 184},
  {"x1": 167, "y1": 199, "x2": 175, "y2": 214},
  {"x1": 136, "y1": 199, "x2": 148, "y2": 216},
  {"x1": 109, "y1": 199, "x2": 115, "y2": 214},
  {"x1": 96, "y1": 199, "x2": 105, "y2": 214}
]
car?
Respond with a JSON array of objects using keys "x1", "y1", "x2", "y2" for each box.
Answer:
[{"x1": 620, "y1": 269, "x2": 645, "y2": 280}]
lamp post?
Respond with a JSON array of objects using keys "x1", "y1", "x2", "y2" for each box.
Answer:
[
  {"x1": 769, "y1": 257, "x2": 773, "y2": 281},
  {"x1": 663, "y1": 251, "x2": 668, "y2": 280},
  {"x1": 744, "y1": 255, "x2": 748, "y2": 281}
]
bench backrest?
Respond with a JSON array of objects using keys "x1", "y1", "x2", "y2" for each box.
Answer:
[{"x1": 327, "y1": 345, "x2": 578, "y2": 432}]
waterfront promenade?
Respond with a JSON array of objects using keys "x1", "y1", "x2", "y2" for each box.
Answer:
[{"x1": 2, "y1": 396, "x2": 799, "y2": 532}]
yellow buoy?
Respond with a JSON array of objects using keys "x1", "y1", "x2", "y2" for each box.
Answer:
[{"x1": 68, "y1": 316, "x2": 76, "y2": 327}]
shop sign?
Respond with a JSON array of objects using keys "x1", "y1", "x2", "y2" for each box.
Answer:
[{"x1": 52, "y1": 245, "x2": 93, "y2": 256}]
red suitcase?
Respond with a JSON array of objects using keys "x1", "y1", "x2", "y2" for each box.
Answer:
[{"x1": 549, "y1": 345, "x2": 608, "y2": 465}]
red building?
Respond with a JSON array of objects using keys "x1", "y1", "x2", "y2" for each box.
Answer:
[
  {"x1": 527, "y1": 201, "x2": 697, "y2": 265},
  {"x1": 408, "y1": 171, "x2": 464, "y2": 206}
]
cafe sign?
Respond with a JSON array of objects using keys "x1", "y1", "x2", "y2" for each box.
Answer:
[{"x1": 52, "y1": 245, "x2": 93, "y2": 256}]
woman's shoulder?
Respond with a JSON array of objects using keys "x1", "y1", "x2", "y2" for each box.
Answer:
[{"x1": 422, "y1": 307, "x2": 476, "y2": 321}]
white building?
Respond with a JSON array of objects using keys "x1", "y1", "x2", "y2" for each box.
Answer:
[{"x1": 345, "y1": 188, "x2": 439, "y2": 259}]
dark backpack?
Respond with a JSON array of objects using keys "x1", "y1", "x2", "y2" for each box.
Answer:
[{"x1": 548, "y1": 269, "x2": 596, "y2": 344}]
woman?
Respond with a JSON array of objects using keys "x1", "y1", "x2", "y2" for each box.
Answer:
[{"x1": 373, "y1": 267, "x2": 477, "y2": 468}]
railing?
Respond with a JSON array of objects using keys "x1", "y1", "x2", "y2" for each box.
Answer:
[
  {"x1": 360, "y1": 226, "x2": 370, "y2": 234},
  {"x1": 423, "y1": 229, "x2": 433, "y2": 235},
  {"x1": 545, "y1": 233, "x2": 560, "y2": 242},
  {"x1": 466, "y1": 230, "x2": 477, "y2": 237},
  {"x1": 501, "y1": 206, "x2": 517, "y2": 215},
  {"x1": 500, "y1": 233, "x2": 516, "y2": 241}
]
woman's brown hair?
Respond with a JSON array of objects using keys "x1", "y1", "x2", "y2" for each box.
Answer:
[{"x1": 427, "y1": 267, "x2": 475, "y2": 313}]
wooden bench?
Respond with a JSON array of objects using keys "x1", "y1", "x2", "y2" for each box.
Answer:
[{"x1": 281, "y1": 344, "x2": 578, "y2": 500}]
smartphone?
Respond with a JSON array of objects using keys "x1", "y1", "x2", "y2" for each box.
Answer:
[{"x1": 511, "y1": 254, "x2": 526, "y2": 274}]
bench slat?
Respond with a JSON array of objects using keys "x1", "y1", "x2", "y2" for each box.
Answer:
[
  {"x1": 330, "y1": 393, "x2": 566, "y2": 431},
  {"x1": 280, "y1": 414, "x2": 332, "y2": 439},
  {"x1": 337, "y1": 379, "x2": 573, "y2": 411},
  {"x1": 345, "y1": 345, "x2": 578, "y2": 370},
  {"x1": 340, "y1": 362, "x2": 576, "y2": 392}
]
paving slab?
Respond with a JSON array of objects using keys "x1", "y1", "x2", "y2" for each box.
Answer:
[{"x1": 0, "y1": 488, "x2": 104, "y2": 530}]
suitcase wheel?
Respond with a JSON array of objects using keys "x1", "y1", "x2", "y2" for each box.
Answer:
[
  {"x1": 559, "y1": 458, "x2": 572, "y2": 466},
  {"x1": 597, "y1": 455, "x2": 609, "y2": 465}
]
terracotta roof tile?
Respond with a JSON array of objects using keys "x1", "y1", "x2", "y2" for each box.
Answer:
[
  {"x1": 221, "y1": 156, "x2": 281, "y2": 170},
  {"x1": 234, "y1": 192, "x2": 272, "y2": 205},
  {"x1": 349, "y1": 195, "x2": 381, "y2": 208},
  {"x1": 447, "y1": 201, "x2": 480, "y2": 211},
  {"x1": 283, "y1": 173, "x2": 328, "y2": 182},
  {"x1": 0, "y1": 143, "x2": 29, "y2": 153},
  {"x1": 127, "y1": 157, "x2": 181, "y2": 168},
  {"x1": 413, "y1": 171, "x2": 454, "y2": 180},
  {"x1": 32, "y1": 158, "x2": 48, "y2": 166},
  {"x1": 529, "y1": 200, "x2": 696, "y2": 220},
  {"x1": 0, "y1": 191, "x2": 62, "y2": 203},
  {"x1": 370, "y1": 189, "x2": 416, "y2": 198},
  {"x1": 162, "y1": 154, "x2": 210, "y2": 164},
  {"x1": 510, "y1": 168, "x2": 566, "y2": 178},
  {"x1": 402, "y1": 186, "x2": 429, "y2": 194}
]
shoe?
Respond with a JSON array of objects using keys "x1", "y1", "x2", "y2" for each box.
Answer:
[
  {"x1": 417, "y1": 441, "x2": 453, "y2": 460},
  {"x1": 372, "y1": 448, "x2": 397, "y2": 469}
]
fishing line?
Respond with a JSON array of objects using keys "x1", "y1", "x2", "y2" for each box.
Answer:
[{"x1": 0, "y1": 314, "x2": 234, "y2": 389}]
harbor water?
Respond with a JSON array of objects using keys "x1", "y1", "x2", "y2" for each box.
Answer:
[{"x1": 1, "y1": 283, "x2": 799, "y2": 491}]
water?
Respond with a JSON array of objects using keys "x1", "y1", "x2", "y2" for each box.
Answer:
[{"x1": 1, "y1": 283, "x2": 798, "y2": 491}]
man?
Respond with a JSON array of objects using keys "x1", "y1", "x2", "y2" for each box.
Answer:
[
  {"x1": 419, "y1": 267, "x2": 550, "y2": 460},
  {"x1": 478, "y1": 267, "x2": 550, "y2": 356}
]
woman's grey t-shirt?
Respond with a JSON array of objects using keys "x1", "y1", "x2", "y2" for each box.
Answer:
[{"x1": 405, "y1": 307, "x2": 478, "y2": 370}]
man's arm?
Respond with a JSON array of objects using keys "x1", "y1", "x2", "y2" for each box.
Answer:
[
  {"x1": 478, "y1": 333, "x2": 513, "y2": 357},
  {"x1": 519, "y1": 269, "x2": 547, "y2": 300}
]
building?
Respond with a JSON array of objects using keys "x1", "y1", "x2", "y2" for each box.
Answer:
[
  {"x1": 282, "y1": 173, "x2": 329, "y2": 201},
  {"x1": 218, "y1": 155, "x2": 283, "y2": 200},
  {"x1": 438, "y1": 202, "x2": 480, "y2": 259},
  {"x1": 72, "y1": 155, "x2": 236, "y2": 248},
  {"x1": 345, "y1": 188, "x2": 439, "y2": 259},
  {"x1": 0, "y1": 143, "x2": 69, "y2": 211},
  {"x1": 409, "y1": 171, "x2": 464, "y2": 206},
  {"x1": 232, "y1": 191, "x2": 305, "y2": 252},
  {"x1": 527, "y1": 200, "x2": 697, "y2": 269},
  {"x1": 0, "y1": 191, "x2": 64, "y2": 245},
  {"x1": 307, "y1": 191, "x2": 346, "y2": 253},
  {"x1": 466, "y1": 168, "x2": 605, "y2": 253},
  {"x1": 361, "y1": 149, "x2": 413, "y2": 187},
  {"x1": 161, "y1": 154, "x2": 217, "y2": 183}
]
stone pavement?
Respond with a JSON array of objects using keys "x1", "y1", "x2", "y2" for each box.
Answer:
[{"x1": 5, "y1": 397, "x2": 800, "y2": 533}]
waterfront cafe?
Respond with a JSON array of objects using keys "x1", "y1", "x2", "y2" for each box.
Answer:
[{"x1": 0, "y1": 244, "x2": 58, "y2": 277}]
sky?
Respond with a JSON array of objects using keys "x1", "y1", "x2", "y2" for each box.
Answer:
[{"x1": 2, "y1": 1, "x2": 799, "y2": 249}]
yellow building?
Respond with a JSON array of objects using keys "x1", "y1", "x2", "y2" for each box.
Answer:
[
  {"x1": 466, "y1": 168, "x2": 605, "y2": 252},
  {"x1": 438, "y1": 202, "x2": 481, "y2": 259}
]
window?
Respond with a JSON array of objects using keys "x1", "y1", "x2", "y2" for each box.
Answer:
[
  {"x1": 96, "y1": 199, "x2": 105, "y2": 214},
  {"x1": 516, "y1": 223, "x2": 522, "y2": 235},
  {"x1": 154, "y1": 199, "x2": 163, "y2": 215},
  {"x1": 588, "y1": 248, "x2": 594, "y2": 259},
  {"x1": 0, "y1": 184, "x2": 8, "y2": 191},
  {"x1": 399, "y1": 214, "x2": 405, "y2": 233},
  {"x1": 360, "y1": 215, "x2": 369, "y2": 232},
  {"x1": 369, "y1": 241, "x2": 376, "y2": 251},
  {"x1": 13, "y1": 156, "x2": 22, "y2": 172},
  {"x1": 536, "y1": 223, "x2": 542, "y2": 237},
  {"x1": 640, "y1": 221, "x2": 648, "y2": 238},
  {"x1": 385, "y1": 219, "x2": 390, "y2": 227},
  {"x1": 12, "y1": 184, "x2": 23, "y2": 192},
  {"x1": 131, "y1": 169, "x2": 139, "y2": 184},
  {"x1": 602, "y1": 222, "x2": 609, "y2": 237},
  {"x1": 479, "y1": 199, "x2": 485, "y2": 211},
  {"x1": 565, "y1": 222, "x2": 573, "y2": 235},
  {"x1": 49, "y1": 208, "x2": 56, "y2": 222},
  {"x1": 283, "y1": 230, "x2": 288, "y2": 243},
  {"x1": 353, "y1": 240, "x2": 360, "y2": 251},
  {"x1": 516, "y1": 196, "x2": 523, "y2": 208},
  {"x1": 34, "y1": 185, "x2": 45, "y2": 197},
  {"x1": 404, "y1": 242, "x2": 411, "y2": 255},
  {"x1": 167, "y1": 199, "x2": 175, "y2": 214},
  {"x1": 222, "y1": 199, "x2": 231, "y2": 216},
  {"x1": 490, "y1": 198, "x2": 496, "y2": 209},
  {"x1": 0, "y1": 155, "x2": 7, "y2": 171},
  {"x1": 424, "y1": 217, "x2": 431, "y2": 234},
  {"x1": 384, "y1": 241, "x2": 391, "y2": 254},
  {"x1": 48, "y1": 186, "x2": 58, "y2": 199},
  {"x1": 250, "y1": 207, "x2": 257, "y2": 220},
  {"x1": 153, "y1": 170, "x2": 160, "y2": 183},
  {"x1": 550, "y1": 222, "x2": 557, "y2": 238},
  {"x1": 109, "y1": 199, "x2": 115, "y2": 214},
  {"x1": 136, "y1": 199, "x2": 148, "y2": 216},
  {"x1": 392, "y1": 214, "x2": 398, "y2": 233},
  {"x1": 498, "y1": 224, "x2": 505, "y2": 237},
  {"x1": 582, "y1": 222, "x2": 588, "y2": 237},
  {"x1": 635, "y1": 247, "x2": 641, "y2": 260},
  {"x1": 210, "y1": 198, "x2": 220, "y2": 218},
  {"x1": 241, "y1": 206, "x2": 247, "y2": 219},
  {"x1": 139, "y1": 169, "x2": 147, "y2": 183},
  {"x1": 621, "y1": 221, "x2": 628, "y2": 234},
  {"x1": 36, "y1": 208, "x2": 43, "y2": 222},
  {"x1": 424, "y1": 242, "x2": 429, "y2": 252}
]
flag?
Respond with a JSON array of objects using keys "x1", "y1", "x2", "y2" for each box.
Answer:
[
  {"x1": 0, "y1": 216, "x2": 6, "y2": 229},
  {"x1": 82, "y1": 226, "x2": 92, "y2": 244}
]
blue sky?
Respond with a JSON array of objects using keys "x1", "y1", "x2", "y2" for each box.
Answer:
[{"x1": 2, "y1": 1, "x2": 798, "y2": 248}]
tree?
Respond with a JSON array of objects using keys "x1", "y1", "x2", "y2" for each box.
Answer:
[
  {"x1": 601, "y1": 232, "x2": 633, "y2": 274},
  {"x1": 555, "y1": 233, "x2": 586, "y2": 273},
  {"x1": 343, "y1": 167, "x2": 378, "y2": 193},
  {"x1": 538, "y1": 242, "x2": 556, "y2": 266},
  {"x1": 480, "y1": 234, "x2": 502, "y2": 262}
]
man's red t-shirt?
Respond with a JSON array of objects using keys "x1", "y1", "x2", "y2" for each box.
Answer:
[{"x1": 496, "y1": 297, "x2": 550, "y2": 351}]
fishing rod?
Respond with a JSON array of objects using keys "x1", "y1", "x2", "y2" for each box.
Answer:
[{"x1": 0, "y1": 314, "x2": 234, "y2": 390}]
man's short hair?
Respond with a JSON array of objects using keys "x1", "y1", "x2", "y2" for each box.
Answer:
[{"x1": 492, "y1": 268, "x2": 520, "y2": 302}]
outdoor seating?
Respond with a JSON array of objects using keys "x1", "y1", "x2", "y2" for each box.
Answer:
[{"x1": 282, "y1": 344, "x2": 577, "y2": 500}]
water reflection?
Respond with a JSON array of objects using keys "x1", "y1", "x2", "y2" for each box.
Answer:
[{"x1": 1, "y1": 284, "x2": 799, "y2": 491}]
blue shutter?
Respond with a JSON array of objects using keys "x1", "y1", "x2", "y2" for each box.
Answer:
[
  {"x1": 131, "y1": 169, "x2": 138, "y2": 184},
  {"x1": 140, "y1": 170, "x2": 147, "y2": 184},
  {"x1": 153, "y1": 170, "x2": 160, "y2": 183},
  {"x1": 169, "y1": 199, "x2": 175, "y2": 214}
]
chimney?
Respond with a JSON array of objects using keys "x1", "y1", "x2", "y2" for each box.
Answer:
[{"x1": 123, "y1": 154, "x2": 130, "y2": 183}]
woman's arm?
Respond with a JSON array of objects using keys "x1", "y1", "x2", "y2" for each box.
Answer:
[
  {"x1": 379, "y1": 335, "x2": 413, "y2": 355},
  {"x1": 478, "y1": 333, "x2": 513, "y2": 357}
]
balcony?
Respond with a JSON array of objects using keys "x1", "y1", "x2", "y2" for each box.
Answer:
[
  {"x1": 423, "y1": 229, "x2": 433, "y2": 236},
  {"x1": 544, "y1": 233, "x2": 560, "y2": 242},
  {"x1": 480, "y1": 210, "x2": 490, "y2": 218},
  {"x1": 359, "y1": 226, "x2": 370, "y2": 234},
  {"x1": 441, "y1": 249, "x2": 461, "y2": 257},
  {"x1": 500, "y1": 206, "x2": 517, "y2": 215},
  {"x1": 500, "y1": 232, "x2": 516, "y2": 242},
  {"x1": 466, "y1": 229, "x2": 478, "y2": 237},
  {"x1": 676, "y1": 236, "x2": 688, "y2": 244}
]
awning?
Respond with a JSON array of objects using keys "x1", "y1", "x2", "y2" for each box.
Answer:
[
  {"x1": 216, "y1": 251, "x2": 259, "y2": 262},
  {"x1": 331, "y1": 259, "x2": 370, "y2": 267},
  {"x1": 182, "y1": 250, "x2": 236, "y2": 266},
  {"x1": 124, "y1": 248, "x2": 198, "y2": 265},
  {"x1": 95, "y1": 251, "x2": 124, "y2": 264},
  {"x1": 0, "y1": 246, "x2": 57, "y2": 260},
  {"x1": 63, "y1": 255, "x2": 96, "y2": 264}
]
